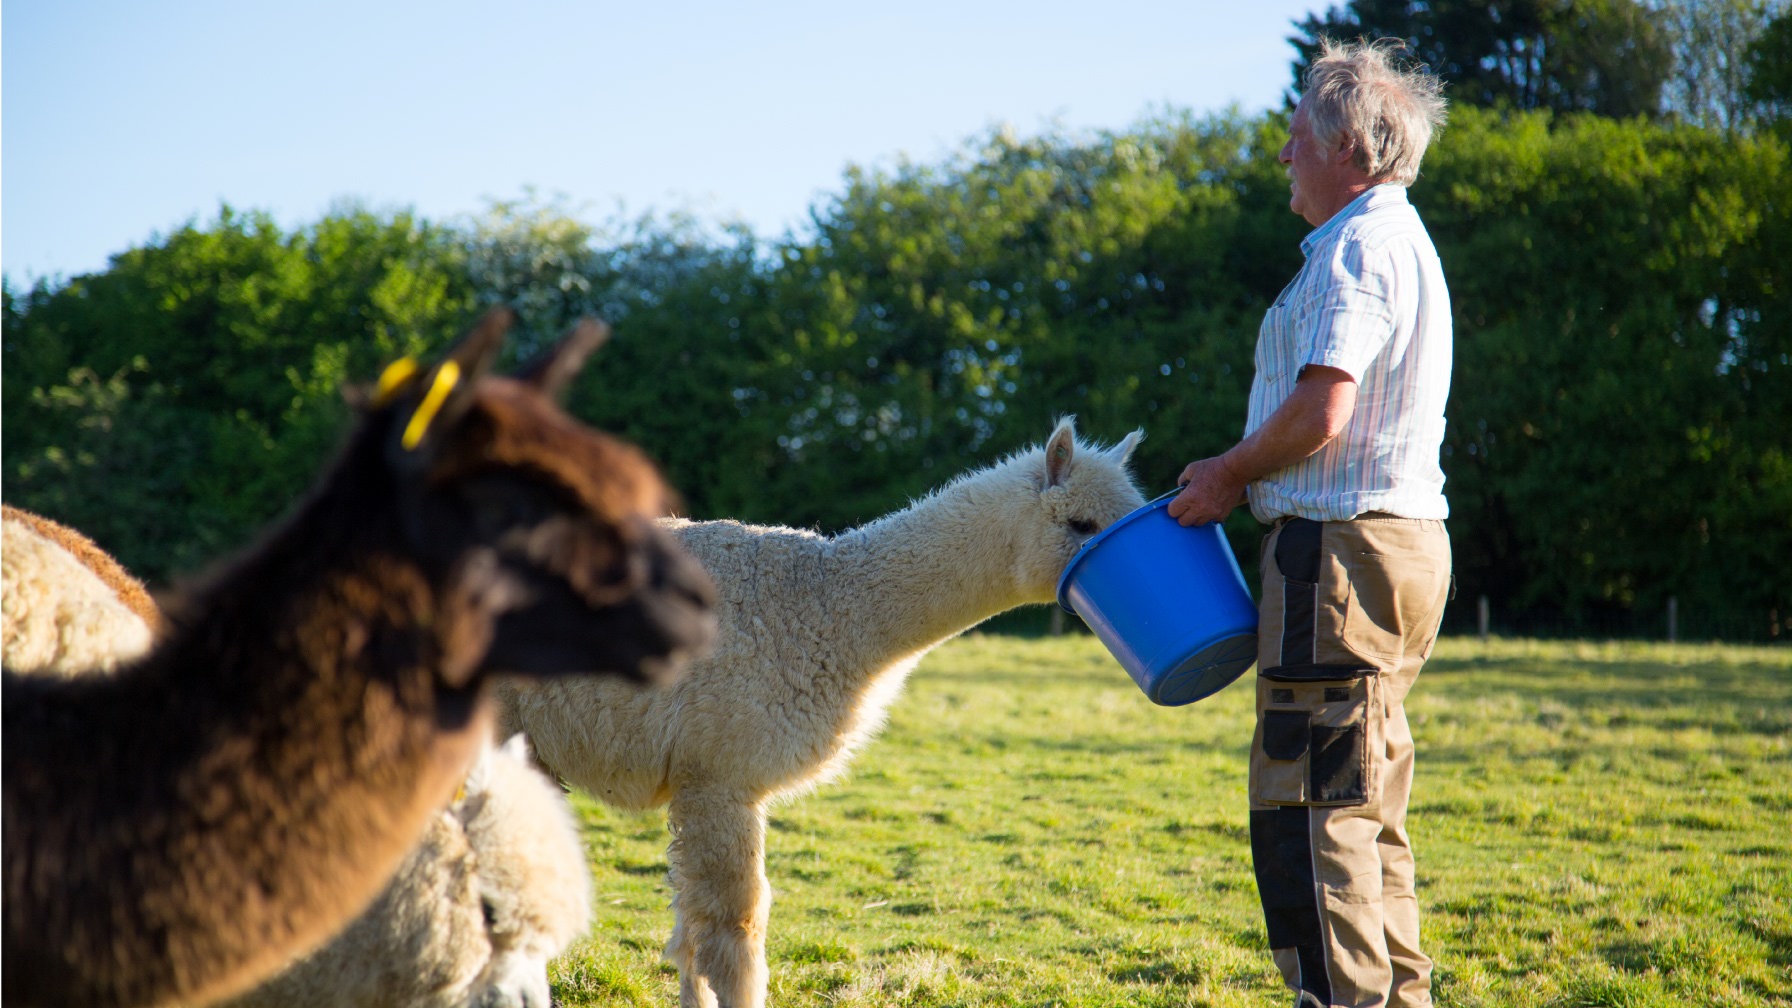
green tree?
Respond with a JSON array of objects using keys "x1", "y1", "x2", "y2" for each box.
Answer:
[
  {"x1": 1421, "y1": 107, "x2": 1791, "y2": 629},
  {"x1": 1661, "y1": 0, "x2": 1789, "y2": 132},
  {"x1": 726, "y1": 114, "x2": 1299, "y2": 542},
  {"x1": 2, "y1": 205, "x2": 475, "y2": 579},
  {"x1": 1745, "y1": 5, "x2": 1792, "y2": 122},
  {"x1": 457, "y1": 195, "x2": 794, "y2": 525},
  {"x1": 5, "y1": 109, "x2": 1786, "y2": 639},
  {"x1": 1290, "y1": 0, "x2": 1674, "y2": 118}
]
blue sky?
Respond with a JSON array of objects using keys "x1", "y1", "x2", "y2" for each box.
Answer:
[{"x1": 4, "y1": 1, "x2": 1323, "y2": 282}]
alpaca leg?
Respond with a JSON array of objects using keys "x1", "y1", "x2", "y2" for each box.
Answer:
[
  {"x1": 666, "y1": 909, "x2": 716, "y2": 1008},
  {"x1": 664, "y1": 790, "x2": 770, "y2": 1008}
]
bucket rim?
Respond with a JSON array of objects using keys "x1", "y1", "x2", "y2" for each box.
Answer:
[{"x1": 1055, "y1": 489, "x2": 1216, "y2": 613}]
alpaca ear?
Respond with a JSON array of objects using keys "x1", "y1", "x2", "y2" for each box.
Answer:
[
  {"x1": 499, "y1": 732, "x2": 533, "y2": 763},
  {"x1": 514, "y1": 318, "x2": 610, "y2": 401},
  {"x1": 1109, "y1": 429, "x2": 1144, "y2": 466},
  {"x1": 442, "y1": 306, "x2": 513, "y2": 387},
  {"x1": 1043, "y1": 417, "x2": 1077, "y2": 489},
  {"x1": 460, "y1": 740, "x2": 498, "y2": 801},
  {"x1": 387, "y1": 307, "x2": 512, "y2": 463}
]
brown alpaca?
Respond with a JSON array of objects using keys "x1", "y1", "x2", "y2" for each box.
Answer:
[
  {"x1": 2, "y1": 505, "x2": 162, "y2": 632},
  {"x1": 2, "y1": 309, "x2": 717, "y2": 1008}
]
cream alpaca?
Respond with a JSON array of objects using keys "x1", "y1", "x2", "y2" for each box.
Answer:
[
  {"x1": 2, "y1": 513, "x2": 153, "y2": 677},
  {"x1": 498, "y1": 418, "x2": 1145, "y2": 1008},
  {"x1": 220, "y1": 735, "x2": 591, "y2": 1008}
]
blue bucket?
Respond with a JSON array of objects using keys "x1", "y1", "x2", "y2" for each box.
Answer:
[{"x1": 1056, "y1": 491, "x2": 1259, "y2": 706}]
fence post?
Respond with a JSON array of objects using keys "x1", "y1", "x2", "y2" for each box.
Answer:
[
  {"x1": 1477, "y1": 595, "x2": 1490, "y2": 642},
  {"x1": 1667, "y1": 596, "x2": 1678, "y2": 644}
]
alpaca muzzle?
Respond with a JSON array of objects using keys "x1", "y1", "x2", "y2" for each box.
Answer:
[{"x1": 480, "y1": 519, "x2": 715, "y2": 684}]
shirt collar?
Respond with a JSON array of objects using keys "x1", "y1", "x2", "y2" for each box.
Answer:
[{"x1": 1299, "y1": 183, "x2": 1408, "y2": 257}]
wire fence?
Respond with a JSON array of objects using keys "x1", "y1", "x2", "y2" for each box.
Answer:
[
  {"x1": 1438, "y1": 595, "x2": 1787, "y2": 645},
  {"x1": 983, "y1": 598, "x2": 1788, "y2": 645}
]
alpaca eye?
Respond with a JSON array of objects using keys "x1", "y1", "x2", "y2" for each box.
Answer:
[{"x1": 1067, "y1": 518, "x2": 1098, "y2": 536}]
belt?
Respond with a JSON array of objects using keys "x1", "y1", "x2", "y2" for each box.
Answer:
[{"x1": 1273, "y1": 510, "x2": 1408, "y2": 526}]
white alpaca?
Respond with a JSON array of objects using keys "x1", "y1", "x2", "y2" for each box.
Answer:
[
  {"x1": 497, "y1": 418, "x2": 1145, "y2": 1008},
  {"x1": 2, "y1": 514, "x2": 153, "y2": 677},
  {"x1": 220, "y1": 735, "x2": 592, "y2": 1008}
]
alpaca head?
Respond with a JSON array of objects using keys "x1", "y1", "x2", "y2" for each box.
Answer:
[
  {"x1": 454, "y1": 734, "x2": 589, "y2": 1008},
  {"x1": 354, "y1": 308, "x2": 717, "y2": 688},
  {"x1": 1004, "y1": 417, "x2": 1146, "y2": 604}
]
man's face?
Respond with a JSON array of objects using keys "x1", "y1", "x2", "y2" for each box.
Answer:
[{"x1": 1279, "y1": 99, "x2": 1350, "y2": 227}]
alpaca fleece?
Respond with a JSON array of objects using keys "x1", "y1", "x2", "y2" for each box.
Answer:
[
  {"x1": 218, "y1": 735, "x2": 591, "y2": 1008},
  {"x1": 498, "y1": 418, "x2": 1144, "y2": 1008},
  {"x1": 3, "y1": 310, "x2": 714, "y2": 1008},
  {"x1": 2, "y1": 505, "x2": 161, "y2": 631},
  {"x1": 1, "y1": 515, "x2": 593, "y2": 1008},
  {"x1": 2, "y1": 514, "x2": 153, "y2": 678}
]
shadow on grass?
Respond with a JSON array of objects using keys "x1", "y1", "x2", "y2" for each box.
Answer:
[
  {"x1": 613, "y1": 860, "x2": 667, "y2": 876},
  {"x1": 1105, "y1": 961, "x2": 1205, "y2": 986},
  {"x1": 1741, "y1": 914, "x2": 1792, "y2": 968},
  {"x1": 1421, "y1": 655, "x2": 1792, "y2": 735},
  {"x1": 915, "y1": 659, "x2": 1141, "y2": 691},
  {"x1": 1008, "y1": 734, "x2": 1246, "y2": 756}
]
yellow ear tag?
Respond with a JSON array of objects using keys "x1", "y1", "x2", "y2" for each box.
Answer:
[
  {"x1": 401, "y1": 361, "x2": 462, "y2": 450},
  {"x1": 372, "y1": 357, "x2": 419, "y2": 406}
]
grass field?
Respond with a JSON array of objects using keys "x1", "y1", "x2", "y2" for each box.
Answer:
[{"x1": 549, "y1": 635, "x2": 1792, "y2": 1007}]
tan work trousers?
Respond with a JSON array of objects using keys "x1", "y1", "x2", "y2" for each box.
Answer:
[{"x1": 1248, "y1": 515, "x2": 1451, "y2": 1008}]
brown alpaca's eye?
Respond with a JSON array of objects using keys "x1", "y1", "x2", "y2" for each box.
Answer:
[{"x1": 1067, "y1": 518, "x2": 1099, "y2": 536}]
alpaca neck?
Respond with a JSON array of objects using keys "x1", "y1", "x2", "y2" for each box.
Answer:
[
  {"x1": 4, "y1": 433, "x2": 485, "y2": 1008},
  {"x1": 140, "y1": 437, "x2": 480, "y2": 857},
  {"x1": 823, "y1": 477, "x2": 1029, "y2": 665}
]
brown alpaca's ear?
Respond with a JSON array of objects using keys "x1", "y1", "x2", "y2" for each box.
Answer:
[
  {"x1": 388, "y1": 307, "x2": 513, "y2": 464},
  {"x1": 513, "y1": 318, "x2": 610, "y2": 401},
  {"x1": 442, "y1": 306, "x2": 513, "y2": 388}
]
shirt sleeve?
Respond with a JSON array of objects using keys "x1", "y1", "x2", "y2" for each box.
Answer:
[{"x1": 1295, "y1": 235, "x2": 1394, "y2": 382}]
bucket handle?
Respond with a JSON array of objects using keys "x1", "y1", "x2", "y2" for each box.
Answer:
[{"x1": 1148, "y1": 485, "x2": 1225, "y2": 527}]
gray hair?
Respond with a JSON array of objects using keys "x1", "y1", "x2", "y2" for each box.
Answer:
[{"x1": 1301, "y1": 37, "x2": 1448, "y2": 186}]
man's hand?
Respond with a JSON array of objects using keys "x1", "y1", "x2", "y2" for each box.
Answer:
[
  {"x1": 1167, "y1": 455, "x2": 1250, "y2": 527},
  {"x1": 1166, "y1": 367, "x2": 1358, "y2": 528}
]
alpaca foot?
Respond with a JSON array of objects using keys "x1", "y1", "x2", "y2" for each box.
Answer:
[{"x1": 678, "y1": 973, "x2": 720, "y2": 1008}]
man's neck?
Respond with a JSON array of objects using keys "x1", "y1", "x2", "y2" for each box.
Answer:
[{"x1": 1305, "y1": 181, "x2": 1377, "y2": 228}]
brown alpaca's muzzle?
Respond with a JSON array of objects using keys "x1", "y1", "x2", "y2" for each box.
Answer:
[{"x1": 480, "y1": 515, "x2": 716, "y2": 685}]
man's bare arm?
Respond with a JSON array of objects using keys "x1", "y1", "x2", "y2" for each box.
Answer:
[{"x1": 1166, "y1": 365, "x2": 1359, "y2": 526}]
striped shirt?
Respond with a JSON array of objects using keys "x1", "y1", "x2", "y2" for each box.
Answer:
[{"x1": 1244, "y1": 184, "x2": 1453, "y2": 523}]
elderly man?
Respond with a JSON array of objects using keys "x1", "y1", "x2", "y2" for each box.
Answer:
[{"x1": 1167, "y1": 39, "x2": 1452, "y2": 1008}]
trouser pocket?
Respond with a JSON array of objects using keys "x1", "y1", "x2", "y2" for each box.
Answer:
[{"x1": 1249, "y1": 664, "x2": 1381, "y2": 806}]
